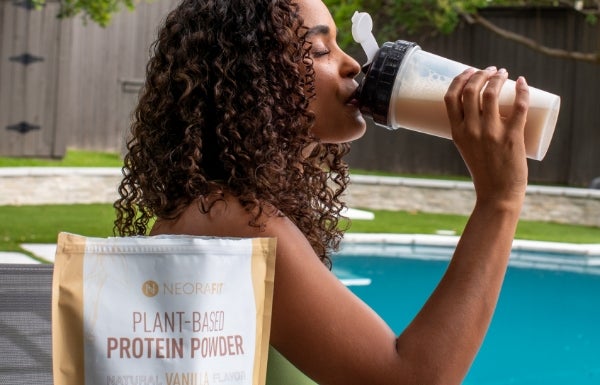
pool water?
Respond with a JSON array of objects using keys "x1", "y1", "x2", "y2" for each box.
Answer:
[{"x1": 332, "y1": 250, "x2": 600, "y2": 384}]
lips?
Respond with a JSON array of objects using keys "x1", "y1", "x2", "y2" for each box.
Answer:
[
  {"x1": 345, "y1": 85, "x2": 361, "y2": 107},
  {"x1": 345, "y1": 90, "x2": 360, "y2": 106},
  {"x1": 346, "y1": 97, "x2": 359, "y2": 107}
]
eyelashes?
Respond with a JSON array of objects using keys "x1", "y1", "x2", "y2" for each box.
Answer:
[{"x1": 311, "y1": 49, "x2": 330, "y2": 58}]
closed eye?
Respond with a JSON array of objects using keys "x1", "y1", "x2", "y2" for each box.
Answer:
[{"x1": 312, "y1": 49, "x2": 330, "y2": 58}]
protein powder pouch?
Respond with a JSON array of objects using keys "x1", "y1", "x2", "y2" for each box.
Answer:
[{"x1": 52, "y1": 232, "x2": 276, "y2": 385}]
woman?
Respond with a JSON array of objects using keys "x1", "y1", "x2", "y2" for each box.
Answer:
[{"x1": 114, "y1": 0, "x2": 530, "y2": 383}]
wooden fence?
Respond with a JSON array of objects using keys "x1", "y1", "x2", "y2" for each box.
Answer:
[
  {"x1": 0, "y1": 0, "x2": 176, "y2": 157},
  {"x1": 1, "y1": 2, "x2": 599, "y2": 186},
  {"x1": 0, "y1": 0, "x2": 68, "y2": 157}
]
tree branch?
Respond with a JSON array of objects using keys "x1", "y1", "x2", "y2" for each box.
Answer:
[{"x1": 463, "y1": 12, "x2": 600, "y2": 63}]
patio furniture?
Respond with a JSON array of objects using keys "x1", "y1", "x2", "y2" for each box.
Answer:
[{"x1": 0, "y1": 264, "x2": 53, "y2": 385}]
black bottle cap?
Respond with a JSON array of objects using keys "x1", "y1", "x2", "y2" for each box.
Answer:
[{"x1": 356, "y1": 40, "x2": 417, "y2": 126}]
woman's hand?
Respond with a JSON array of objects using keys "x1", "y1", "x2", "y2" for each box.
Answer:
[{"x1": 445, "y1": 67, "x2": 529, "y2": 208}]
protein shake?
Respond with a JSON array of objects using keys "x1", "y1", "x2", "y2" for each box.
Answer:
[{"x1": 352, "y1": 12, "x2": 561, "y2": 161}]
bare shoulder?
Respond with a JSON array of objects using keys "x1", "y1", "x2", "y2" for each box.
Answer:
[
  {"x1": 150, "y1": 195, "x2": 301, "y2": 240},
  {"x1": 150, "y1": 196, "x2": 398, "y2": 384}
]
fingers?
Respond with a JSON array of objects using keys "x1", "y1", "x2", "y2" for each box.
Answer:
[
  {"x1": 506, "y1": 76, "x2": 529, "y2": 134},
  {"x1": 445, "y1": 67, "x2": 529, "y2": 137},
  {"x1": 480, "y1": 68, "x2": 508, "y2": 124},
  {"x1": 461, "y1": 67, "x2": 498, "y2": 124},
  {"x1": 444, "y1": 66, "x2": 529, "y2": 203},
  {"x1": 445, "y1": 67, "x2": 501, "y2": 139},
  {"x1": 444, "y1": 67, "x2": 475, "y2": 126}
]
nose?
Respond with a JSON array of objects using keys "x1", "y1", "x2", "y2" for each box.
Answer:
[{"x1": 341, "y1": 51, "x2": 361, "y2": 79}]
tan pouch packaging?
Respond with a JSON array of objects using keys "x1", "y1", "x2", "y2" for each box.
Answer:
[{"x1": 52, "y1": 232, "x2": 276, "y2": 385}]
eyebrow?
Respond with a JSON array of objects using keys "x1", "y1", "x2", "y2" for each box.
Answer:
[{"x1": 305, "y1": 24, "x2": 330, "y2": 37}]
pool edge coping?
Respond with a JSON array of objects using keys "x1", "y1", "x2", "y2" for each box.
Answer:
[{"x1": 342, "y1": 233, "x2": 600, "y2": 256}]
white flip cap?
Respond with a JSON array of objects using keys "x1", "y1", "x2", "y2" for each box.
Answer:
[{"x1": 351, "y1": 11, "x2": 379, "y2": 64}]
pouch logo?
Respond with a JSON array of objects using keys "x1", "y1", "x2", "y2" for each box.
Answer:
[{"x1": 142, "y1": 280, "x2": 159, "y2": 297}]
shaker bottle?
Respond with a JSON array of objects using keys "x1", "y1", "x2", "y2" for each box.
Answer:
[{"x1": 351, "y1": 12, "x2": 561, "y2": 161}]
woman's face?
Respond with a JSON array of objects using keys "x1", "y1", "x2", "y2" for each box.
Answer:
[{"x1": 298, "y1": 0, "x2": 367, "y2": 144}]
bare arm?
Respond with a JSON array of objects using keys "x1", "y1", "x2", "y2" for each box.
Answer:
[
  {"x1": 270, "y1": 67, "x2": 529, "y2": 385},
  {"x1": 156, "y1": 67, "x2": 530, "y2": 385},
  {"x1": 392, "y1": 68, "x2": 529, "y2": 383}
]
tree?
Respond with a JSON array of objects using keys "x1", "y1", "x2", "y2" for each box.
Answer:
[
  {"x1": 32, "y1": 0, "x2": 137, "y2": 27},
  {"x1": 32, "y1": 0, "x2": 599, "y2": 63},
  {"x1": 326, "y1": 0, "x2": 600, "y2": 63}
]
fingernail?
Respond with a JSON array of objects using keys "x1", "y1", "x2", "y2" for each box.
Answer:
[
  {"x1": 517, "y1": 76, "x2": 528, "y2": 86},
  {"x1": 498, "y1": 68, "x2": 507, "y2": 75},
  {"x1": 485, "y1": 66, "x2": 497, "y2": 71}
]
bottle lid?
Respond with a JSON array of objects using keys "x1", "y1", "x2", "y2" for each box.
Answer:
[
  {"x1": 351, "y1": 11, "x2": 379, "y2": 65},
  {"x1": 357, "y1": 40, "x2": 417, "y2": 126}
]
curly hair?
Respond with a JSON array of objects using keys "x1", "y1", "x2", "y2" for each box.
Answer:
[{"x1": 114, "y1": 0, "x2": 351, "y2": 267}]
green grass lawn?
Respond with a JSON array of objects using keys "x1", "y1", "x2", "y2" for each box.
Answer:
[
  {"x1": 1, "y1": 150, "x2": 599, "y2": 255},
  {"x1": 346, "y1": 209, "x2": 600, "y2": 243},
  {"x1": 0, "y1": 149, "x2": 123, "y2": 167},
  {"x1": 0, "y1": 204, "x2": 116, "y2": 251},
  {"x1": 1, "y1": 204, "x2": 599, "y2": 255}
]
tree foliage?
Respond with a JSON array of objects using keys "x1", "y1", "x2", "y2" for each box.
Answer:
[
  {"x1": 32, "y1": 0, "x2": 137, "y2": 27},
  {"x1": 326, "y1": 0, "x2": 600, "y2": 63},
  {"x1": 31, "y1": 0, "x2": 599, "y2": 62}
]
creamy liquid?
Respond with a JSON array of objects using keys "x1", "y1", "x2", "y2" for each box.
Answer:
[
  {"x1": 387, "y1": 49, "x2": 560, "y2": 160},
  {"x1": 392, "y1": 97, "x2": 557, "y2": 160}
]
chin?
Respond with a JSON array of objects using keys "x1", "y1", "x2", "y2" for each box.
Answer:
[
  {"x1": 311, "y1": 115, "x2": 367, "y2": 143},
  {"x1": 344, "y1": 118, "x2": 367, "y2": 142},
  {"x1": 324, "y1": 127, "x2": 367, "y2": 144}
]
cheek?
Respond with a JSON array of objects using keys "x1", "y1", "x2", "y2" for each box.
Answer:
[
  {"x1": 313, "y1": 67, "x2": 335, "y2": 97},
  {"x1": 310, "y1": 73, "x2": 337, "y2": 118},
  {"x1": 308, "y1": 66, "x2": 366, "y2": 142},
  {"x1": 308, "y1": 105, "x2": 332, "y2": 142}
]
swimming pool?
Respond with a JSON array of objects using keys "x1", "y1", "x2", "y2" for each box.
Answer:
[{"x1": 333, "y1": 234, "x2": 600, "y2": 385}]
